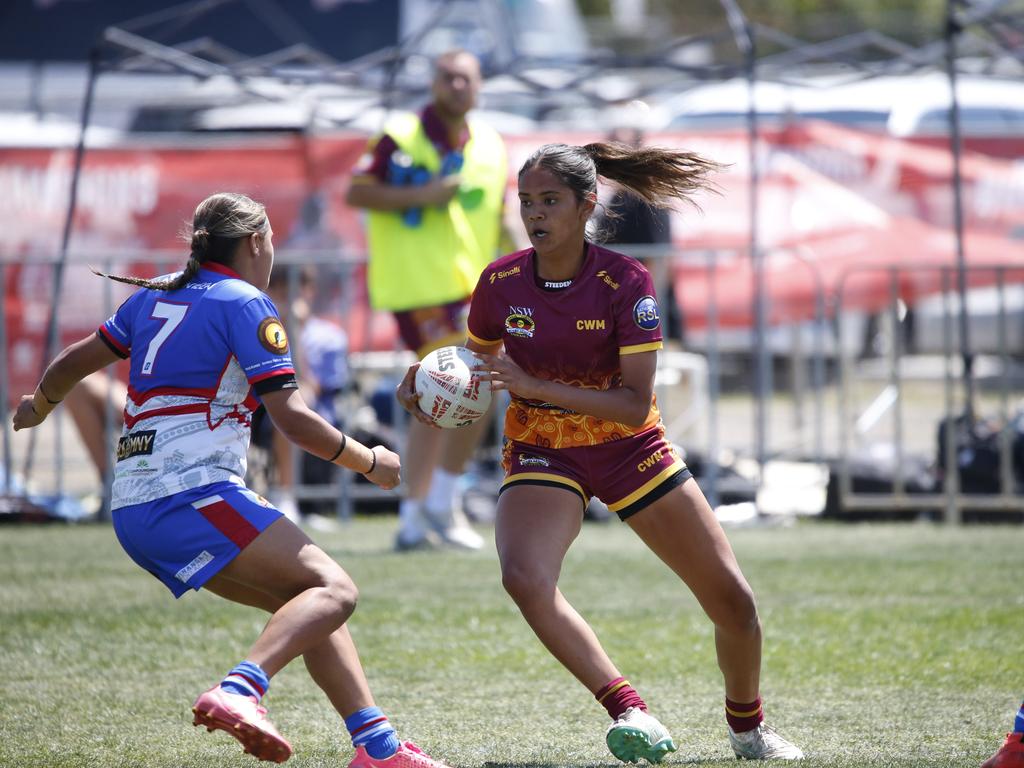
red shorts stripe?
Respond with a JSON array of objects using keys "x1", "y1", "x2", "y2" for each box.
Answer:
[{"x1": 196, "y1": 499, "x2": 261, "y2": 550}]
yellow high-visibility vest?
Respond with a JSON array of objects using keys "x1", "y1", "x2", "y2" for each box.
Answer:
[{"x1": 365, "y1": 112, "x2": 507, "y2": 311}]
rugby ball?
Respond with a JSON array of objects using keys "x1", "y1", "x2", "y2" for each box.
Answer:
[{"x1": 415, "y1": 345, "x2": 491, "y2": 429}]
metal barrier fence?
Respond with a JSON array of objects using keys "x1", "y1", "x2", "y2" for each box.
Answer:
[
  {"x1": 835, "y1": 264, "x2": 1024, "y2": 522},
  {"x1": 3, "y1": 252, "x2": 1022, "y2": 521}
]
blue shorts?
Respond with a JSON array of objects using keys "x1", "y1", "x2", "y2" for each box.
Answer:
[{"x1": 112, "y1": 481, "x2": 283, "y2": 598}]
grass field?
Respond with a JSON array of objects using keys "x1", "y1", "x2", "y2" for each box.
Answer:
[{"x1": 1, "y1": 517, "x2": 1021, "y2": 768}]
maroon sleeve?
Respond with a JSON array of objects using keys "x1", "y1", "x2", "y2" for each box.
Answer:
[
  {"x1": 467, "y1": 271, "x2": 502, "y2": 346},
  {"x1": 614, "y1": 264, "x2": 664, "y2": 352},
  {"x1": 351, "y1": 133, "x2": 399, "y2": 184}
]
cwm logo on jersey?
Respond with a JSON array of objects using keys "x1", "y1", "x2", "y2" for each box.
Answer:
[
  {"x1": 632, "y1": 296, "x2": 661, "y2": 331},
  {"x1": 258, "y1": 317, "x2": 289, "y2": 354}
]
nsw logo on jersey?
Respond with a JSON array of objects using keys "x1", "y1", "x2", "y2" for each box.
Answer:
[
  {"x1": 632, "y1": 295, "x2": 661, "y2": 331},
  {"x1": 258, "y1": 317, "x2": 289, "y2": 354},
  {"x1": 505, "y1": 306, "x2": 535, "y2": 338}
]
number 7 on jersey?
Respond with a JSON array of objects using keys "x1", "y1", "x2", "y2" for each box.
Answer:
[{"x1": 141, "y1": 301, "x2": 189, "y2": 375}]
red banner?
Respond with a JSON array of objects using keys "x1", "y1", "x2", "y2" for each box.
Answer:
[{"x1": 3, "y1": 126, "x2": 1024, "y2": 401}]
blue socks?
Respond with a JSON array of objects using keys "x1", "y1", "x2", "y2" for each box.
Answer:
[
  {"x1": 220, "y1": 660, "x2": 270, "y2": 701},
  {"x1": 1014, "y1": 700, "x2": 1024, "y2": 734},
  {"x1": 345, "y1": 706, "x2": 400, "y2": 759}
]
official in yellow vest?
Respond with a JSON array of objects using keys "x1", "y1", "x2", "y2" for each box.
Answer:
[{"x1": 346, "y1": 49, "x2": 508, "y2": 553}]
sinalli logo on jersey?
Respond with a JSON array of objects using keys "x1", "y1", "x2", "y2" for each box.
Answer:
[{"x1": 632, "y1": 296, "x2": 661, "y2": 331}]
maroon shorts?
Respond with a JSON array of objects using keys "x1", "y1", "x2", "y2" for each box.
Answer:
[
  {"x1": 500, "y1": 423, "x2": 692, "y2": 520},
  {"x1": 393, "y1": 298, "x2": 471, "y2": 357}
]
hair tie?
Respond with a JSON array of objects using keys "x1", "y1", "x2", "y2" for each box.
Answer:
[{"x1": 328, "y1": 433, "x2": 347, "y2": 463}]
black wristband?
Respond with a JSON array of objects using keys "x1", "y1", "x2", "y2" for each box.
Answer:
[
  {"x1": 364, "y1": 448, "x2": 377, "y2": 475},
  {"x1": 328, "y1": 433, "x2": 347, "y2": 463}
]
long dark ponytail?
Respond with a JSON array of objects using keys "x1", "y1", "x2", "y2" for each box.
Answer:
[
  {"x1": 93, "y1": 192, "x2": 268, "y2": 291},
  {"x1": 518, "y1": 142, "x2": 721, "y2": 212}
]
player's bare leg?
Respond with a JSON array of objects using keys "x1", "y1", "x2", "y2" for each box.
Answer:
[
  {"x1": 496, "y1": 484, "x2": 675, "y2": 763},
  {"x1": 628, "y1": 479, "x2": 802, "y2": 760}
]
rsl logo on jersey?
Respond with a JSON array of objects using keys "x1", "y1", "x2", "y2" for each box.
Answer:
[
  {"x1": 632, "y1": 295, "x2": 661, "y2": 331},
  {"x1": 505, "y1": 305, "x2": 535, "y2": 338},
  {"x1": 257, "y1": 316, "x2": 289, "y2": 354}
]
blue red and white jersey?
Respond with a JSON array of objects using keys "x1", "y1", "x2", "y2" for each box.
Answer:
[{"x1": 98, "y1": 263, "x2": 296, "y2": 510}]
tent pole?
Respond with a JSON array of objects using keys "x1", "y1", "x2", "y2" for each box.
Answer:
[
  {"x1": 944, "y1": 0, "x2": 975, "y2": 424},
  {"x1": 22, "y1": 46, "x2": 102, "y2": 485}
]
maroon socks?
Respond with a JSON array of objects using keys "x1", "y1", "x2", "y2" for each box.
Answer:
[
  {"x1": 725, "y1": 696, "x2": 764, "y2": 732},
  {"x1": 596, "y1": 676, "x2": 648, "y2": 720}
]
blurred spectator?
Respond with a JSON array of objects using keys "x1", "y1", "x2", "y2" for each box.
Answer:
[
  {"x1": 594, "y1": 126, "x2": 681, "y2": 342},
  {"x1": 254, "y1": 264, "x2": 350, "y2": 527},
  {"x1": 345, "y1": 49, "x2": 509, "y2": 551},
  {"x1": 64, "y1": 371, "x2": 126, "y2": 519}
]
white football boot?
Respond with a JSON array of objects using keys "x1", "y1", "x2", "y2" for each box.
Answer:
[
  {"x1": 728, "y1": 723, "x2": 804, "y2": 760},
  {"x1": 606, "y1": 707, "x2": 677, "y2": 764}
]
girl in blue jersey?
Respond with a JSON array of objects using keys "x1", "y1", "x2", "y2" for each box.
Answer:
[
  {"x1": 399, "y1": 143, "x2": 804, "y2": 762},
  {"x1": 13, "y1": 192, "x2": 453, "y2": 768}
]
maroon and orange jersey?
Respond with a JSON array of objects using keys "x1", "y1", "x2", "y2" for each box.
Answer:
[{"x1": 468, "y1": 243, "x2": 664, "y2": 449}]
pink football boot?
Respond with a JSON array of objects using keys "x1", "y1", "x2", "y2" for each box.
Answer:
[
  {"x1": 348, "y1": 741, "x2": 453, "y2": 768},
  {"x1": 192, "y1": 685, "x2": 293, "y2": 763},
  {"x1": 982, "y1": 733, "x2": 1024, "y2": 768}
]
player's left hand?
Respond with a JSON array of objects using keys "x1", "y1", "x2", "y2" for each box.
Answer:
[
  {"x1": 12, "y1": 395, "x2": 45, "y2": 431},
  {"x1": 395, "y1": 363, "x2": 439, "y2": 427},
  {"x1": 474, "y1": 353, "x2": 538, "y2": 399}
]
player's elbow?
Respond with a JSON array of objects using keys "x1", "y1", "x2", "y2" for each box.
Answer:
[{"x1": 621, "y1": 392, "x2": 653, "y2": 427}]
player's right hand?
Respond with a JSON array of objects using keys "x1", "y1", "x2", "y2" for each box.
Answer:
[
  {"x1": 364, "y1": 446, "x2": 401, "y2": 489},
  {"x1": 12, "y1": 395, "x2": 44, "y2": 431}
]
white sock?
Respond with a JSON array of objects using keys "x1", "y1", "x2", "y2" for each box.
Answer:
[
  {"x1": 398, "y1": 499, "x2": 423, "y2": 533},
  {"x1": 424, "y1": 468, "x2": 459, "y2": 516}
]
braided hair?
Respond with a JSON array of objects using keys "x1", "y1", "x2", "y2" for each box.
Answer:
[{"x1": 94, "y1": 192, "x2": 268, "y2": 291}]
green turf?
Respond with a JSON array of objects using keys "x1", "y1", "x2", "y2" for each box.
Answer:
[{"x1": 1, "y1": 518, "x2": 1021, "y2": 767}]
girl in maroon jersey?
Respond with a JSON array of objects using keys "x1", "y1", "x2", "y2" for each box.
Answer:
[{"x1": 398, "y1": 142, "x2": 804, "y2": 762}]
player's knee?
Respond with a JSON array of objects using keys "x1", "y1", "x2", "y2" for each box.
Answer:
[
  {"x1": 322, "y1": 570, "x2": 359, "y2": 623},
  {"x1": 709, "y1": 582, "x2": 759, "y2": 636},
  {"x1": 501, "y1": 560, "x2": 556, "y2": 606}
]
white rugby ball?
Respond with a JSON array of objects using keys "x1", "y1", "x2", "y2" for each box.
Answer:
[{"x1": 415, "y1": 345, "x2": 491, "y2": 429}]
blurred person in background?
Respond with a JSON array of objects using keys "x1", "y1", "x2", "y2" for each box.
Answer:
[
  {"x1": 593, "y1": 123, "x2": 681, "y2": 342},
  {"x1": 346, "y1": 48, "x2": 509, "y2": 552},
  {"x1": 399, "y1": 143, "x2": 803, "y2": 762},
  {"x1": 63, "y1": 371, "x2": 127, "y2": 518},
  {"x1": 254, "y1": 263, "x2": 351, "y2": 528},
  {"x1": 12, "y1": 192, "x2": 455, "y2": 768}
]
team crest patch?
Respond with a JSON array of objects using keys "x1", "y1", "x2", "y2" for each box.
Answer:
[
  {"x1": 632, "y1": 295, "x2": 661, "y2": 331},
  {"x1": 505, "y1": 313, "x2": 536, "y2": 338},
  {"x1": 258, "y1": 317, "x2": 289, "y2": 354}
]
